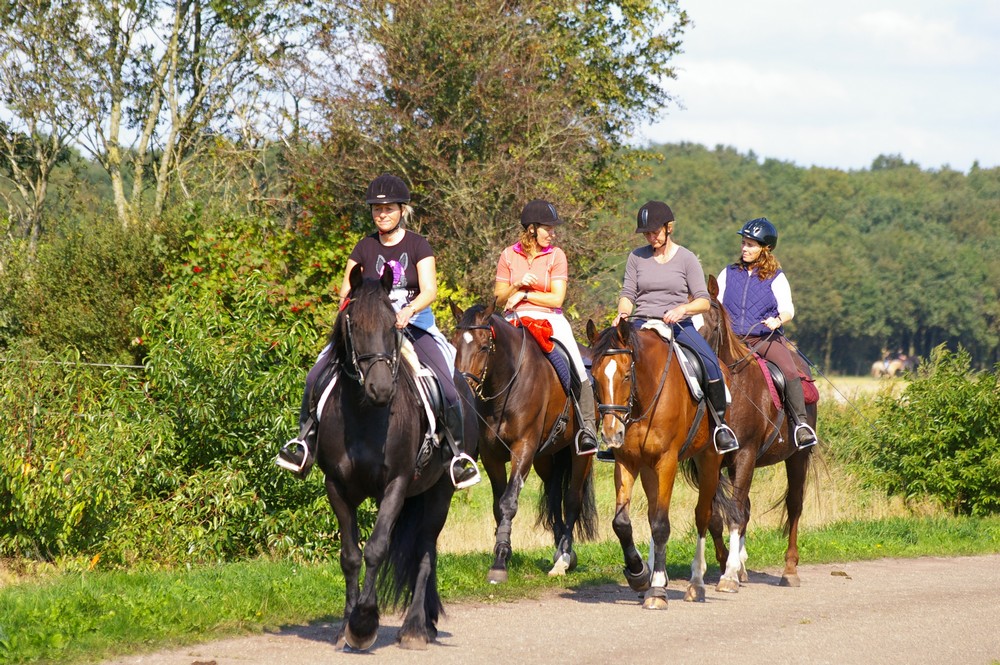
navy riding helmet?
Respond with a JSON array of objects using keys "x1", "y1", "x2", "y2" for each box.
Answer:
[
  {"x1": 738, "y1": 217, "x2": 778, "y2": 249},
  {"x1": 365, "y1": 173, "x2": 410, "y2": 204}
]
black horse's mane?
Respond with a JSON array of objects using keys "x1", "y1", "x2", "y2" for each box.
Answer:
[{"x1": 326, "y1": 276, "x2": 417, "y2": 389}]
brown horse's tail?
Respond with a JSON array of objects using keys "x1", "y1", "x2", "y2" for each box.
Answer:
[
  {"x1": 681, "y1": 460, "x2": 747, "y2": 529},
  {"x1": 536, "y1": 447, "x2": 598, "y2": 541}
]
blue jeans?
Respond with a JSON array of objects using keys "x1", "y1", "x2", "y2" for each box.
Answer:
[{"x1": 632, "y1": 318, "x2": 724, "y2": 382}]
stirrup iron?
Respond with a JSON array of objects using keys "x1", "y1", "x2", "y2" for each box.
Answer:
[
  {"x1": 793, "y1": 423, "x2": 818, "y2": 450},
  {"x1": 450, "y1": 453, "x2": 481, "y2": 490},
  {"x1": 713, "y1": 424, "x2": 739, "y2": 454}
]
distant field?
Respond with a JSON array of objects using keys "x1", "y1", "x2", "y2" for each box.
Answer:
[{"x1": 440, "y1": 374, "x2": 928, "y2": 555}]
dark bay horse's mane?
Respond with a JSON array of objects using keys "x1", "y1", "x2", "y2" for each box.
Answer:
[{"x1": 707, "y1": 297, "x2": 753, "y2": 365}]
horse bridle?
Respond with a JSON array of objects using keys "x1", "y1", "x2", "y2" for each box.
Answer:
[
  {"x1": 342, "y1": 308, "x2": 402, "y2": 386},
  {"x1": 594, "y1": 335, "x2": 672, "y2": 427},
  {"x1": 456, "y1": 313, "x2": 528, "y2": 401}
]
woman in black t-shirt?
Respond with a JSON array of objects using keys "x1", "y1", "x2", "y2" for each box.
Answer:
[{"x1": 277, "y1": 174, "x2": 479, "y2": 488}]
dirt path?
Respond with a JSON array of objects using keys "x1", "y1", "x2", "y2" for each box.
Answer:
[{"x1": 102, "y1": 555, "x2": 1000, "y2": 665}]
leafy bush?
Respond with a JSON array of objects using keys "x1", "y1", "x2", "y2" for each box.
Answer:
[
  {"x1": 0, "y1": 216, "x2": 373, "y2": 565},
  {"x1": 846, "y1": 346, "x2": 1000, "y2": 515}
]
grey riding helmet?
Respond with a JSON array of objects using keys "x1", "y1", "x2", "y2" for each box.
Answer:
[{"x1": 738, "y1": 217, "x2": 778, "y2": 249}]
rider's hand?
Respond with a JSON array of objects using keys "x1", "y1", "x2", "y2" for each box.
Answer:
[{"x1": 519, "y1": 273, "x2": 538, "y2": 288}]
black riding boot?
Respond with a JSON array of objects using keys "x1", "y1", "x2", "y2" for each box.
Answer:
[
  {"x1": 705, "y1": 379, "x2": 739, "y2": 453},
  {"x1": 576, "y1": 379, "x2": 599, "y2": 456},
  {"x1": 443, "y1": 400, "x2": 481, "y2": 489},
  {"x1": 276, "y1": 394, "x2": 317, "y2": 479},
  {"x1": 785, "y1": 377, "x2": 817, "y2": 449},
  {"x1": 275, "y1": 360, "x2": 335, "y2": 479}
]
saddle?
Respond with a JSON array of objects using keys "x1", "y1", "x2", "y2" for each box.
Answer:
[{"x1": 639, "y1": 320, "x2": 710, "y2": 402}]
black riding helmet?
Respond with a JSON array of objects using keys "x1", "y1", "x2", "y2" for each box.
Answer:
[
  {"x1": 738, "y1": 217, "x2": 778, "y2": 249},
  {"x1": 365, "y1": 173, "x2": 410, "y2": 204},
  {"x1": 520, "y1": 199, "x2": 563, "y2": 228},
  {"x1": 634, "y1": 201, "x2": 674, "y2": 233}
]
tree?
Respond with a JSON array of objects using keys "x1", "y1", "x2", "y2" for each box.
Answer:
[
  {"x1": 3, "y1": 0, "x2": 330, "y2": 230},
  {"x1": 0, "y1": 0, "x2": 82, "y2": 254},
  {"x1": 293, "y1": 0, "x2": 690, "y2": 295}
]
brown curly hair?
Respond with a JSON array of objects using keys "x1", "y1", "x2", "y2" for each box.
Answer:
[{"x1": 732, "y1": 245, "x2": 782, "y2": 280}]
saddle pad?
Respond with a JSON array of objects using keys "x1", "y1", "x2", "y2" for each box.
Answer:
[
  {"x1": 640, "y1": 321, "x2": 705, "y2": 402},
  {"x1": 756, "y1": 356, "x2": 783, "y2": 411},
  {"x1": 801, "y1": 374, "x2": 819, "y2": 405}
]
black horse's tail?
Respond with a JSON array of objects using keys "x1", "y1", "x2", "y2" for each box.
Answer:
[
  {"x1": 378, "y1": 481, "x2": 449, "y2": 624},
  {"x1": 681, "y1": 459, "x2": 746, "y2": 530},
  {"x1": 536, "y1": 447, "x2": 598, "y2": 541}
]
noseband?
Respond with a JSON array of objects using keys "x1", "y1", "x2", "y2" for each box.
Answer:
[{"x1": 342, "y1": 308, "x2": 402, "y2": 387}]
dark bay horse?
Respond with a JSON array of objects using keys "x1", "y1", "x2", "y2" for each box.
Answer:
[
  {"x1": 698, "y1": 274, "x2": 817, "y2": 589},
  {"x1": 585, "y1": 318, "x2": 741, "y2": 609},
  {"x1": 451, "y1": 301, "x2": 596, "y2": 584},
  {"x1": 317, "y1": 266, "x2": 478, "y2": 650}
]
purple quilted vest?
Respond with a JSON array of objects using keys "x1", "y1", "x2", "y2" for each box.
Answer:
[{"x1": 722, "y1": 264, "x2": 782, "y2": 337}]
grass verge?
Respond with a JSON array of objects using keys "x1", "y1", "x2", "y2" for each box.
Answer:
[{"x1": 2, "y1": 515, "x2": 1000, "y2": 665}]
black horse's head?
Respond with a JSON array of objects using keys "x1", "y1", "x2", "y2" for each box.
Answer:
[{"x1": 337, "y1": 265, "x2": 403, "y2": 406}]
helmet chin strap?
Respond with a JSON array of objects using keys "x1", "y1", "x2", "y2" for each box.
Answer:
[{"x1": 378, "y1": 224, "x2": 401, "y2": 237}]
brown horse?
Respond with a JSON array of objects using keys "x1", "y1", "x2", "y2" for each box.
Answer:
[
  {"x1": 451, "y1": 301, "x2": 597, "y2": 584},
  {"x1": 697, "y1": 274, "x2": 817, "y2": 589},
  {"x1": 585, "y1": 318, "x2": 741, "y2": 609}
]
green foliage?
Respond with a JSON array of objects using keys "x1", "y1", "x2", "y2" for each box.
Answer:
[
  {"x1": 843, "y1": 347, "x2": 1000, "y2": 515},
  {"x1": 0, "y1": 216, "x2": 370, "y2": 566}
]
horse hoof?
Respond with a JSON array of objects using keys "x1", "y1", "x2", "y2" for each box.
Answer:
[
  {"x1": 716, "y1": 577, "x2": 740, "y2": 594},
  {"x1": 779, "y1": 573, "x2": 801, "y2": 588},
  {"x1": 684, "y1": 584, "x2": 706, "y2": 602},
  {"x1": 624, "y1": 562, "x2": 651, "y2": 593},
  {"x1": 488, "y1": 568, "x2": 508, "y2": 584},
  {"x1": 344, "y1": 625, "x2": 378, "y2": 651},
  {"x1": 398, "y1": 634, "x2": 430, "y2": 651},
  {"x1": 548, "y1": 553, "x2": 571, "y2": 577},
  {"x1": 738, "y1": 568, "x2": 750, "y2": 584},
  {"x1": 641, "y1": 589, "x2": 668, "y2": 610}
]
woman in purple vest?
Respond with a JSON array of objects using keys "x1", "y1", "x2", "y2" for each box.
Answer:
[
  {"x1": 610, "y1": 201, "x2": 739, "y2": 458},
  {"x1": 718, "y1": 218, "x2": 817, "y2": 448}
]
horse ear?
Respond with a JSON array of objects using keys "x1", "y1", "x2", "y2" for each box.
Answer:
[
  {"x1": 707, "y1": 274, "x2": 719, "y2": 299},
  {"x1": 586, "y1": 319, "x2": 598, "y2": 345},
  {"x1": 379, "y1": 267, "x2": 394, "y2": 292},
  {"x1": 615, "y1": 317, "x2": 631, "y2": 343},
  {"x1": 449, "y1": 300, "x2": 464, "y2": 322},
  {"x1": 485, "y1": 298, "x2": 497, "y2": 319},
  {"x1": 349, "y1": 264, "x2": 364, "y2": 291}
]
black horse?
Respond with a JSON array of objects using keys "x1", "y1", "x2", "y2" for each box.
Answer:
[{"x1": 317, "y1": 266, "x2": 477, "y2": 650}]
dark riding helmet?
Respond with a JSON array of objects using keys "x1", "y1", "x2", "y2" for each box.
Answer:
[
  {"x1": 634, "y1": 201, "x2": 674, "y2": 233},
  {"x1": 520, "y1": 199, "x2": 563, "y2": 229},
  {"x1": 738, "y1": 217, "x2": 778, "y2": 249},
  {"x1": 365, "y1": 173, "x2": 410, "y2": 204}
]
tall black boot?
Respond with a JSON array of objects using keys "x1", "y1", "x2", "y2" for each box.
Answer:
[
  {"x1": 784, "y1": 377, "x2": 817, "y2": 449},
  {"x1": 443, "y1": 400, "x2": 481, "y2": 489},
  {"x1": 576, "y1": 379, "x2": 599, "y2": 456},
  {"x1": 705, "y1": 379, "x2": 739, "y2": 453},
  {"x1": 275, "y1": 360, "x2": 336, "y2": 479}
]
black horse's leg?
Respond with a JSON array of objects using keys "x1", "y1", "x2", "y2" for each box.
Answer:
[
  {"x1": 642, "y1": 463, "x2": 674, "y2": 610},
  {"x1": 345, "y1": 476, "x2": 409, "y2": 651},
  {"x1": 325, "y1": 479, "x2": 362, "y2": 650},
  {"x1": 398, "y1": 476, "x2": 452, "y2": 649}
]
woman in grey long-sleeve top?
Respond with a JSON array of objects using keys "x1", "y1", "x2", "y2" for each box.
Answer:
[{"x1": 609, "y1": 200, "x2": 739, "y2": 456}]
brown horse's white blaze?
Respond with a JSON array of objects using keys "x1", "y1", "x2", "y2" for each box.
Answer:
[{"x1": 598, "y1": 356, "x2": 627, "y2": 448}]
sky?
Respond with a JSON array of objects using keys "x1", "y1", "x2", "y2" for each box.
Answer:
[{"x1": 636, "y1": 1, "x2": 1000, "y2": 172}]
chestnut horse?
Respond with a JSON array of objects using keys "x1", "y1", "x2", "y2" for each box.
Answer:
[
  {"x1": 585, "y1": 318, "x2": 741, "y2": 609},
  {"x1": 451, "y1": 301, "x2": 597, "y2": 584},
  {"x1": 698, "y1": 274, "x2": 817, "y2": 589},
  {"x1": 317, "y1": 267, "x2": 478, "y2": 650}
]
